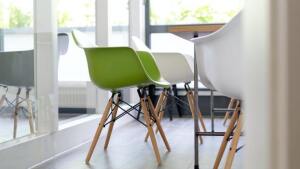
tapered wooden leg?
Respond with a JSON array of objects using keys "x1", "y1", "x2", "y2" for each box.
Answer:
[
  {"x1": 144, "y1": 91, "x2": 166, "y2": 142},
  {"x1": 223, "y1": 98, "x2": 235, "y2": 126},
  {"x1": 13, "y1": 88, "x2": 21, "y2": 139},
  {"x1": 141, "y1": 98, "x2": 161, "y2": 164},
  {"x1": 26, "y1": 89, "x2": 35, "y2": 134},
  {"x1": 0, "y1": 94, "x2": 5, "y2": 108},
  {"x1": 187, "y1": 92, "x2": 203, "y2": 144},
  {"x1": 190, "y1": 91, "x2": 207, "y2": 132},
  {"x1": 85, "y1": 97, "x2": 113, "y2": 164},
  {"x1": 213, "y1": 103, "x2": 240, "y2": 169},
  {"x1": 224, "y1": 114, "x2": 243, "y2": 169},
  {"x1": 146, "y1": 94, "x2": 167, "y2": 134},
  {"x1": 155, "y1": 96, "x2": 167, "y2": 133},
  {"x1": 104, "y1": 96, "x2": 120, "y2": 150},
  {"x1": 146, "y1": 96, "x2": 171, "y2": 152}
]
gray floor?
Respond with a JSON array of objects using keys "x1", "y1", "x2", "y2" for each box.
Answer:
[{"x1": 33, "y1": 118, "x2": 244, "y2": 169}]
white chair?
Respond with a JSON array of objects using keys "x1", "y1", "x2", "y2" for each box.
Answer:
[
  {"x1": 131, "y1": 37, "x2": 207, "y2": 140},
  {"x1": 0, "y1": 50, "x2": 35, "y2": 138},
  {"x1": 0, "y1": 34, "x2": 69, "y2": 139},
  {"x1": 193, "y1": 12, "x2": 243, "y2": 169},
  {"x1": 193, "y1": 13, "x2": 242, "y2": 100}
]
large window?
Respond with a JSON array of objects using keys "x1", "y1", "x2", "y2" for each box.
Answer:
[
  {"x1": 0, "y1": 0, "x2": 35, "y2": 143},
  {"x1": 57, "y1": 0, "x2": 95, "y2": 28},
  {"x1": 147, "y1": 0, "x2": 243, "y2": 89},
  {"x1": 110, "y1": 0, "x2": 129, "y2": 46},
  {"x1": 56, "y1": 0, "x2": 130, "y2": 123},
  {"x1": 57, "y1": 0, "x2": 95, "y2": 82},
  {"x1": 147, "y1": 0, "x2": 243, "y2": 53},
  {"x1": 57, "y1": 0, "x2": 96, "y2": 124},
  {"x1": 150, "y1": 0, "x2": 243, "y2": 25}
]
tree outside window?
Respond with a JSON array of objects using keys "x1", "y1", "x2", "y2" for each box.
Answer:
[{"x1": 150, "y1": 0, "x2": 243, "y2": 25}]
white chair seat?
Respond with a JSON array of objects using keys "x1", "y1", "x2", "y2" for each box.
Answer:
[{"x1": 193, "y1": 12, "x2": 243, "y2": 99}]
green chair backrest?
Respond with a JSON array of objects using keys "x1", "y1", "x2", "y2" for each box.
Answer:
[
  {"x1": 72, "y1": 30, "x2": 169, "y2": 90},
  {"x1": 136, "y1": 51, "x2": 161, "y2": 83}
]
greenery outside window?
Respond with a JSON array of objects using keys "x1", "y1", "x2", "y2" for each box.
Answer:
[{"x1": 150, "y1": 0, "x2": 243, "y2": 25}]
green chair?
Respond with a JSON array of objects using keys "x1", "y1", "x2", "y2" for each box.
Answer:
[{"x1": 72, "y1": 30, "x2": 171, "y2": 164}]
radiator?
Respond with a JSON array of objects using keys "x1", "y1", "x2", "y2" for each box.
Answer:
[{"x1": 58, "y1": 81, "x2": 97, "y2": 109}]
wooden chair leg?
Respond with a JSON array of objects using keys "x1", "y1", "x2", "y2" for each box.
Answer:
[
  {"x1": 187, "y1": 92, "x2": 203, "y2": 144},
  {"x1": 26, "y1": 89, "x2": 35, "y2": 134},
  {"x1": 146, "y1": 93, "x2": 168, "y2": 135},
  {"x1": 85, "y1": 97, "x2": 113, "y2": 164},
  {"x1": 141, "y1": 98, "x2": 161, "y2": 164},
  {"x1": 155, "y1": 96, "x2": 167, "y2": 134},
  {"x1": 104, "y1": 96, "x2": 120, "y2": 150},
  {"x1": 223, "y1": 98, "x2": 235, "y2": 126},
  {"x1": 146, "y1": 96, "x2": 171, "y2": 151},
  {"x1": 13, "y1": 88, "x2": 21, "y2": 139},
  {"x1": 0, "y1": 94, "x2": 5, "y2": 108},
  {"x1": 144, "y1": 91, "x2": 166, "y2": 142},
  {"x1": 224, "y1": 114, "x2": 243, "y2": 169},
  {"x1": 223, "y1": 112, "x2": 230, "y2": 126},
  {"x1": 190, "y1": 91, "x2": 207, "y2": 132},
  {"x1": 213, "y1": 103, "x2": 240, "y2": 169}
]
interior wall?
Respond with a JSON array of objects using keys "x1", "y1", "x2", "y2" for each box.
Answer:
[{"x1": 244, "y1": 0, "x2": 300, "y2": 169}]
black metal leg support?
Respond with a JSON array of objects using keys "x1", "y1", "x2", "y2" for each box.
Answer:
[
  {"x1": 172, "y1": 84, "x2": 183, "y2": 117},
  {"x1": 210, "y1": 90, "x2": 215, "y2": 132}
]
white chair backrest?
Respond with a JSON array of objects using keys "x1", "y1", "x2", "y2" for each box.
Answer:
[
  {"x1": 193, "y1": 12, "x2": 243, "y2": 99},
  {"x1": 72, "y1": 29, "x2": 96, "y2": 48},
  {"x1": 131, "y1": 36, "x2": 194, "y2": 84},
  {"x1": 131, "y1": 36, "x2": 152, "y2": 52},
  {"x1": 0, "y1": 50, "x2": 34, "y2": 87},
  {"x1": 152, "y1": 53, "x2": 194, "y2": 84}
]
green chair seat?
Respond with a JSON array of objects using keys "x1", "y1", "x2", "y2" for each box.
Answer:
[{"x1": 72, "y1": 30, "x2": 169, "y2": 91}]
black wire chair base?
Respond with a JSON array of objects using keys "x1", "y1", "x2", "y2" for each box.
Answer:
[
  {"x1": 103, "y1": 100, "x2": 147, "y2": 127},
  {"x1": 103, "y1": 88, "x2": 165, "y2": 129}
]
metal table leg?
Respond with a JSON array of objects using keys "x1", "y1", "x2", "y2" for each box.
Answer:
[
  {"x1": 210, "y1": 90, "x2": 215, "y2": 132},
  {"x1": 193, "y1": 45, "x2": 200, "y2": 169}
]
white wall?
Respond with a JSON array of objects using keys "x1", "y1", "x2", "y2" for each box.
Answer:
[{"x1": 244, "y1": 0, "x2": 300, "y2": 168}]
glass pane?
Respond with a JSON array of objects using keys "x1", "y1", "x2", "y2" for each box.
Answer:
[
  {"x1": 150, "y1": 0, "x2": 243, "y2": 25},
  {"x1": 110, "y1": 0, "x2": 129, "y2": 46},
  {"x1": 0, "y1": 0, "x2": 35, "y2": 142},
  {"x1": 57, "y1": 0, "x2": 96, "y2": 124},
  {"x1": 57, "y1": 0, "x2": 95, "y2": 28}
]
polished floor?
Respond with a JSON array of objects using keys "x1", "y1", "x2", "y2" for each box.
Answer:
[{"x1": 33, "y1": 118, "x2": 244, "y2": 169}]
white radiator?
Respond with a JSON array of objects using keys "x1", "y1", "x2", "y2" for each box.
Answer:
[{"x1": 58, "y1": 81, "x2": 97, "y2": 108}]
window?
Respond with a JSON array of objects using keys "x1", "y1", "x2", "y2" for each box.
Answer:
[
  {"x1": 56, "y1": 0, "x2": 130, "y2": 122},
  {"x1": 110, "y1": 0, "x2": 129, "y2": 46},
  {"x1": 147, "y1": 0, "x2": 243, "y2": 89},
  {"x1": 57, "y1": 0, "x2": 95, "y2": 28},
  {"x1": 150, "y1": 0, "x2": 243, "y2": 25},
  {"x1": 57, "y1": 0, "x2": 96, "y2": 124},
  {"x1": 0, "y1": 0, "x2": 35, "y2": 142}
]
